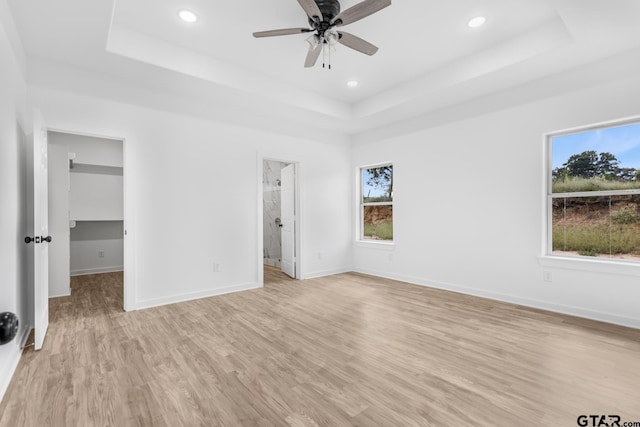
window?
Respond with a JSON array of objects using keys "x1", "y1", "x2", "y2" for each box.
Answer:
[
  {"x1": 547, "y1": 120, "x2": 640, "y2": 262},
  {"x1": 361, "y1": 164, "x2": 393, "y2": 241}
]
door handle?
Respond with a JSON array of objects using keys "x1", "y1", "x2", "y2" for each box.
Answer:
[{"x1": 24, "y1": 236, "x2": 52, "y2": 244}]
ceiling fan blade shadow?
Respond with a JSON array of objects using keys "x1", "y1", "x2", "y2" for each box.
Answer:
[
  {"x1": 253, "y1": 28, "x2": 313, "y2": 38},
  {"x1": 304, "y1": 44, "x2": 323, "y2": 67},
  {"x1": 337, "y1": 31, "x2": 378, "y2": 55},
  {"x1": 297, "y1": 0, "x2": 323, "y2": 20},
  {"x1": 332, "y1": 0, "x2": 391, "y2": 26}
]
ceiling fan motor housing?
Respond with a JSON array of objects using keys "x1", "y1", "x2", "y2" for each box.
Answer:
[
  {"x1": 253, "y1": 0, "x2": 388, "y2": 67},
  {"x1": 309, "y1": 0, "x2": 341, "y2": 25}
]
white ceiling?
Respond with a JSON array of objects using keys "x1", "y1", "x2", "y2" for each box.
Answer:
[{"x1": 7, "y1": 0, "x2": 640, "y2": 135}]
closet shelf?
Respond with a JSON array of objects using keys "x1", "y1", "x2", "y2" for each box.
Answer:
[
  {"x1": 70, "y1": 216, "x2": 123, "y2": 222},
  {"x1": 70, "y1": 162, "x2": 123, "y2": 176},
  {"x1": 70, "y1": 219, "x2": 123, "y2": 224}
]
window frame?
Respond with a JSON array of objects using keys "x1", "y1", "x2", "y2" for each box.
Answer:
[
  {"x1": 543, "y1": 117, "x2": 640, "y2": 268},
  {"x1": 359, "y1": 162, "x2": 394, "y2": 243}
]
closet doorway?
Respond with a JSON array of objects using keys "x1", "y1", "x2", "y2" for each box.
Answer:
[{"x1": 48, "y1": 131, "x2": 125, "y2": 309}]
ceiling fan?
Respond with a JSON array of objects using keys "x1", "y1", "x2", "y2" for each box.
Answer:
[{"x1": 253, "y1": 0, "x2": 391, "y2": 68}]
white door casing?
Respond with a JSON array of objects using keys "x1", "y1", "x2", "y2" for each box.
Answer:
[
  {"x1": 280, "y1": 164, "x2": 295, "y2": 278},
  {"x1": 32, "y1": 110, "x2": 50, "y2": 350}
]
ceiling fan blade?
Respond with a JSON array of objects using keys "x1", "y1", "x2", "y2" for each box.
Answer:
[
  {"x1": 337, "y1": 31, "x2": 378, "y2": 56},
  {"x1": 253, "y1": 28, "x2": 313, "y2": 38},
  {"x1": 331, "y1": 0, "x2": 391, "y2": 26},
  {"x1": 297, "y1": 0, "x2": 323, "y2": 20},
  {"x1": 304, "y1": 44, "x2": 322, "y2": 68}
]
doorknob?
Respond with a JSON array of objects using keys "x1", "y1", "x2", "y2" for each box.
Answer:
[{"x1": 24, "y1": 236, "x2": 52, "y2": 244}]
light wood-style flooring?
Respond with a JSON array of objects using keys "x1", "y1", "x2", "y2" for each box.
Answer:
[{"x1": 1, "y1": 268, "x2": 639, "y2": 426}]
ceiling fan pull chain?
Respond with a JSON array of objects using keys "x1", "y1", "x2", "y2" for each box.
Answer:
[{"x1": 322, "y1": 42, "x2": 326, "y2": 68}]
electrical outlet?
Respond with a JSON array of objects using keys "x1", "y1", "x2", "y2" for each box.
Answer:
[
  {"x1": 543, "y1": 271, "x2": 552, "y2": 282},
  {"x1": 98, "y1": 250, "x2": 105, "y2": 258},
  {"x1": 318, "y1": 252, "x2": 323, "y2": 260},
  {"x1": 213, "y1": 262, "x2": 220, "y2": 273}
]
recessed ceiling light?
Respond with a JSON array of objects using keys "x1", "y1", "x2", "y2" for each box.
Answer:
[
  {"x1": 467, "y1": 16, "x2": 486, "y2": 28},
  {"x1": 178, "y1": 10, "x2": 198, "y2": 23},
  {"x1": 346, "y1": 80, "x2": 359, "y2": 88}
]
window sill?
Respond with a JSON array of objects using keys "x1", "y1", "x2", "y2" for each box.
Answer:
[
  {"x1": 538, "y1": 255, "x2": 640, "y2": 276},
  {"x1": 354, "y1": 240, "x2": 395, "y2": 250}
]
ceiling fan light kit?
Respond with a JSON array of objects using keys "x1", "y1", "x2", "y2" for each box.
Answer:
[{"x1": 253, "y1": 0, "x2": 391, "y2": 68}]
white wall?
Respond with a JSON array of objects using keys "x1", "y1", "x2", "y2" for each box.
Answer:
[
  {"x1": 70, "y1": 221, "x2": 124, "y2": 276},
  {"x1": 61, "y1": 132, "x2": 123, "y2": 167},
  {"x1": 352, "y1": 73, "x2": 640, "y2": 329},
  {"x1": 0, "y1": 0, "x2": 30, "y2": 401},
  {"x1": 69, "y1": 173, "x2": 123, "y2": 221},
  {"x1": 60, "y1": 132, "x2": 124, "y2": 221},
  {"x1": 30, "y1": 85, "x2": 353, "y2": 310}
]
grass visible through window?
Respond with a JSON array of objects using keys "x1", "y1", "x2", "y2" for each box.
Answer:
[
  {"x1": 552, "y1": 196, "x2": 640, "y2": 259},
  {"x1": 550, "y1": 123, "x2": 640, "y2": 261}
]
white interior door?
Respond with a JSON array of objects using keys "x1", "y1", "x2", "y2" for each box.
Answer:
[
  {"x1": 32, "y1": 110, "x2": 50, "y2": 350},
  {"x1": 280, "y1": 164, "x2": 295, "y2": 278}
]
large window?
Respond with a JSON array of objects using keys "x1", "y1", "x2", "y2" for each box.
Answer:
[
  {"x1": 361, "y1": 164, "x2": 393, "y2": 241},
  {"x1": 548, "y1": 120, "x2": 640, "y2": 262}
]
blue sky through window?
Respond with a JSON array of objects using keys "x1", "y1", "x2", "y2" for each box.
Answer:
[
  {"x1": 363, "y1": 166, "x2": 392, "y2": 200},
  {"x1": 552, "y1": 122, "x2": 640, "y2": 170}
]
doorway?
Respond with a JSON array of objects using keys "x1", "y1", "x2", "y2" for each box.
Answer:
[
  {"x1": 260, "y1": 158, "x2": 300, "y2": 282},
  {"x1": 47, "y1": 131, "x2": 125, "y2": 310}
]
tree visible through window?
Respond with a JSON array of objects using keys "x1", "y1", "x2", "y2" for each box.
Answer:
[
  {"x1": 361, "y1": 164, "x2": 393, "y2": 241},
  {"x1": 549, "y1": 121, "x2": 640, "y2": 261}
]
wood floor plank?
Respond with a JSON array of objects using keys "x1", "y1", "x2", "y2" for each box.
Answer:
[{"x1": 1, "y1": 269, "x2": 639, "y2": 426}]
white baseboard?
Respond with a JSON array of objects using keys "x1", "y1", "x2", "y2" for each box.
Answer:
[
  {"x1": 0, "y1": 324, "x2": 31, "y2": 402},
  {"x1": 352, "y1": 268, "x2": 640, "y2": 330},
  {"x1": 49, "y1": 291, "x2": 71, "y2": 298},
  {"x1": 302, "y1": 267, "x2": 352, "y2": 280},
  {"x1": 71, "y1": 266, "x2": 123, "y2": 276},
  {"x1": 134, "y1": 282, "x2": 262, "y2": 310}
]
